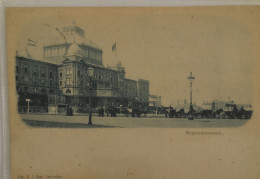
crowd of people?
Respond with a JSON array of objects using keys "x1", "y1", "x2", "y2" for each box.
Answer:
[
  {"x1": 65, "y1": 104, "x2": 252, "y2": 119},
  {"x1": 96, "y1": 105, "x2": 146, "y2": 118},
  {"x1": 163, "y1": 106, "x2": 252, "y2": 119}
]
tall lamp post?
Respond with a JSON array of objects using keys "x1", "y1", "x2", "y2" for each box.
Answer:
[
  {"x1": 87, "y1": 67, "x2": 94, "y2": 125},
  {"x1": 26, "y1": 98, "x2": 31, "y2": 119},
  {"x1": 187, "y1": 72, "x2": 195, "y2": 120}
]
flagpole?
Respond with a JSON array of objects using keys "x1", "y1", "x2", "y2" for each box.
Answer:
[
  {"x1": 112, "y1": 42, "x2": 117, "y2": 67},
  {"x1": 115, "y1": 41, "x2": 117, "y2": 57},
  {"x1": 114, "y1": 41, "x2": 117, "y2": 60},
  {"x1": 26, "y1": 38, "x2": 37, "y2": 58}
]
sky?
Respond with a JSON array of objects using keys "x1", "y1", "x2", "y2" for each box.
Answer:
[{"x1": 12, "y1": 7, "x2": 258, "y2": 106}]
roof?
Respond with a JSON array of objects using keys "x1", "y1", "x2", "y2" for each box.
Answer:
[
  {"x1": 43, "y1": 24, "x2": 102, "y2": 50},
  {"x1": 16, "y1": 55, "x2": 58, "y2": 66},
  {"x1": 67, "y1": 42, "x2": 82, "y2": 56}
]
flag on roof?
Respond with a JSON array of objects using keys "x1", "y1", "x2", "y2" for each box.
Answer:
[
  {"x1": 27, "y1": 39, "x2": 36, "y2": 46},
  {"x1": 112, "y1": 42, "x2": 116, "y2": 51}
]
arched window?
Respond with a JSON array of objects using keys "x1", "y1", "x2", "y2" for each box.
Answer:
[{"x1": 66, "y1": 89, "x2": 71, "y2": 94}]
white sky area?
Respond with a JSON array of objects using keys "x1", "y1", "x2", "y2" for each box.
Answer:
[{"x1": 15, "y1": 8, "x2": 254, "y2": 106}]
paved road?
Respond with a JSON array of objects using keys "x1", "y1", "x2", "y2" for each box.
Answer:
[{"x1": 19, "y1": 114, "x2": 249, "y2": 128}]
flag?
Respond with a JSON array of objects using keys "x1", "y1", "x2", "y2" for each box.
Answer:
[
  {"x1": 112, "y1": 42, "x2": 116, "y2": 51},
  {"x1": 27, "y1": 39, "x2": 36, "y2": 46},
  {"x1": 55, "y1": 27, "x2": 67, "y2": 41}
]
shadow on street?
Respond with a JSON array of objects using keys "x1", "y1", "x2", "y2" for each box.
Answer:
[{"x1": 22, "y1": 119, "x2": 119, "y2": 128}]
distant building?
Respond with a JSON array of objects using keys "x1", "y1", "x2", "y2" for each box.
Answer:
[
  {"x1": 137, "y1": 79, "x2": 150, "y2": 106},
  {"x1": 200, "y1": 101, "x2": 212, "y2": 110},
  {"x1": 212, "y1": 100, "x2": 227, "y2": 111},
  {"x1": 236, "y1": 104, "x2": 252, "y2": 111},
  {"x1": 16, "y1": 24, "x2": 149, "y2": 113},
  {"x1": 149, "y1": 95, "x2": 162, "y2": 108}
]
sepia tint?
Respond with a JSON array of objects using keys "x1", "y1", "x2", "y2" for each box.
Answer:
[
  {"x1": 12, "y1": 7, "x2": 254, "y2": 128},
  {"x1": 6, "y1": 6, "x2": 260, "y2": 179}
]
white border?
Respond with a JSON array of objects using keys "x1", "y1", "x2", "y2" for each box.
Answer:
[
  {"x1": 0, "y1": 1, "x2": 260, "y2": 179},
  {"x1": 0, "y1": 1, "x2": 9, "y2": 179},
  {"x1": 1, "y1": 0, "x2": 260, "y2": 7}
]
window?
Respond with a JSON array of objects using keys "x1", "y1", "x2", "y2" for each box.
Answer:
[
  {"x1": 24, "y1": 86, "x2": 29, "y2": 92},
  {"x1": 33, "y1": 67, "x2": 37, "y2": 75},
  {"x1": 24, "y1": 67, "x2": 28, "y2": 73},
  {"x1": 16, "y1": 66, "x2": 19, "y2": 73},
  {"x1": 16, "y1": 75, "x2": 18, "y2": 81},
  {"x1": 24, "y1": 76, "x2": 29, "y2": 83},
  {"x1": 66, "y1": 89, "x2": 71, "y2": 94},
  {"x1": 78, "y1": 70, "x2": 80, "y2": 76},
  {"x1": 49, "y1": 96, "x2": 53, "y2": 104},
  {"x1": 66, "y1": 78, "x2": 72, "y2": 86},
  {"x1": 41, "y1": 69, "x2": 46, "y2": 77},
  {"x1": 41, "y1": 78, "x2": 45, "y2": 85},
  {"x1": 98, "y1": 81, "x2": 104, "y2": 87},
  {"x1": 33, "y1": 77, "x2": 37, "y2": 84},
  {"x1": 50, "y1": 71, "x2": 53, "y2": 78},
  {"x1": 105, "y1": 82, "x2": 110, "y2": 87},
  {"x1": 60, "y1": 81, "x2": 62, "y2": 86},
  {"x1": 50, "y1": 80, "x2": 53, "y2": 86},
  {"x1": 60, "y1": 73, "x2": 62, "y2": 77},
  {"x1": 66, "y1": 68, "x2": 72, "y2": 75}
]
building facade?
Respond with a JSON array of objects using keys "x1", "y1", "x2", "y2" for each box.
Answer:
[{"x1": 16, "y1": 24, "x2": 149, "y2": 114}]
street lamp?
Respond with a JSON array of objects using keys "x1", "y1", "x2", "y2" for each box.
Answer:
[
  {"x1": 87, "y1": 67, "x2": 94, "y2": 125},
  {"x1": 26, "y1": 98, "x2": 31, "y2": 114},
  {"x1": 26, "y1": 98, "x2": 31, "y2": 119},
  {"x1": 187, "y1": 72, "x2": 195, "y2": 120}
]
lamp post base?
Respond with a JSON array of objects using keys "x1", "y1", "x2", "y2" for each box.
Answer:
[
  {"x1": 189, "y1": 104, "x2": 194, "y2": 120},
  {"x1": 88, "y1": 114, "x2": 92, "y2": 125}
]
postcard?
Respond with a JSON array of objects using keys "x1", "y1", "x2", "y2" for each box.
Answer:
[{"x1": 5, "y1": 6, "x2": 260, "y2": 179}]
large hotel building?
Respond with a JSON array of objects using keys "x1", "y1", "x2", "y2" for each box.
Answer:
[{"x1": 15, "y1": 24, "x2": 149, "y2": 114}]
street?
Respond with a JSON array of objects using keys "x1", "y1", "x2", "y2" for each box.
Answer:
[{"x1": 20, "y1": 114, "x2": 248, "y2": 128}]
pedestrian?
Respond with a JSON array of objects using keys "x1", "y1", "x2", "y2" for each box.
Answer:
[
  {"x1": 165, "y1": 110, "x2": 168, "y2": 118},
  {"x1": 105, "y1": 107, "x2": 109, "y2": 117},
  {"x1": 101, "y1": 106, "x2": 104, "y2": 117}
]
